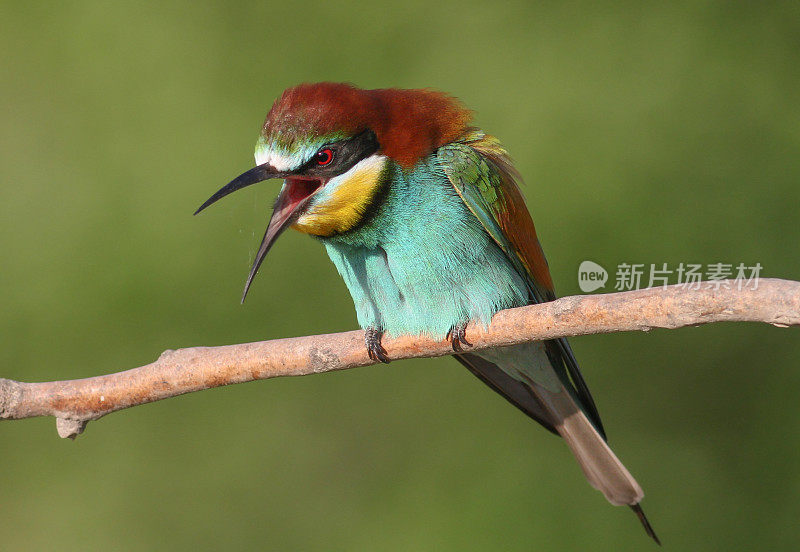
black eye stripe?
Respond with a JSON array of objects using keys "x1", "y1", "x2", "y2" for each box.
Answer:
[{"x1": 300, "y1": 130, "x2": 380, "y2": 178}]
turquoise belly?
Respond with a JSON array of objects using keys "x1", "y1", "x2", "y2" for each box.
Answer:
[{"x1": 321, "y1": 158, "x2": 530, "y2": 339}]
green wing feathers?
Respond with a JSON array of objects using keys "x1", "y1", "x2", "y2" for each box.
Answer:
[
  {"x1": 436, "y1": 129, "x2": 606, "y2": 437},
  {"x1": 423, "y1": 128, "x2": 655, "y2": 539},
  {"x1": 437, "y1": 129, "x2": 555, "y2": 302}
]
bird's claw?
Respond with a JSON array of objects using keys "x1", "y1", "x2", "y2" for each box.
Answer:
[
  {"x1": 365, "y1": 327, "x2": 390, "y2": 364},
  {"x1": 446, "y1": 322, "x2": 473, "y2": 352}
]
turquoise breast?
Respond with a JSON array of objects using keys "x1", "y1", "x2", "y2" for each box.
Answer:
[{"x1": 321, "y1": 156, "x2": 530, "y2": 339}]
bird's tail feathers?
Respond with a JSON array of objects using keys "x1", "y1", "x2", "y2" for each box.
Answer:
[
  {"x1": 526, "y1": 377, "x2": 643, "y2": 505},
  {"x1": 459, "y1": 344, "x2": 659, "y2": 543},
  {"x1": 522, "y1": 376, "x2": 659, "y2": 544}
]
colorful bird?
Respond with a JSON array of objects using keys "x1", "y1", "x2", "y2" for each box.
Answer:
[{"x1": 196, "y1": 82, "x2": 658, "y2": 543}]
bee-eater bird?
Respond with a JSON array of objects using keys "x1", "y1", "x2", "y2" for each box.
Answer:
[{"x1": 196, "y1": 82, "x2": 658, "y2": 543}]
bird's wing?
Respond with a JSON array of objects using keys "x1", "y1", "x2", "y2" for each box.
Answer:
[
  {"x1": 437, "y1": 129, "x2": 555, "y2": 303},
  {"x1": 436, "y1": 129, "x2": 605, "y2": 437},
  {"x1": 452, "y1": 353, "x2": 557, "y2": 435}
]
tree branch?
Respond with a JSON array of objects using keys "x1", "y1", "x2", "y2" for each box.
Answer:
[{"x1": 1, "y1": 278, "x2": 798, "y2": 438}]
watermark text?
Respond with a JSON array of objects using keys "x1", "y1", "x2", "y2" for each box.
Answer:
[{"x1": 577, "y1": 261, "x2": 762, "y2": 293}]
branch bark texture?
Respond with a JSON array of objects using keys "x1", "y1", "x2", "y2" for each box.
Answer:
[{"x1": 1, "y1": 279, "x2": 798, "y2": 438}]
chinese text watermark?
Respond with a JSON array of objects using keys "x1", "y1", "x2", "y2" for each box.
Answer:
[{"x1": 578, "y1": 262, "x2": 762, "y2": 293}]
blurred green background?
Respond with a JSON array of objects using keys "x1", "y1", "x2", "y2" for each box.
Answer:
[{"x1": 1, "y1": 2, "x2": 798, "y2": 550}]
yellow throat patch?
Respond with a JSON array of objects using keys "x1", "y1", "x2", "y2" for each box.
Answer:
[{"x1": 293, "y1": 155, "x2": 387, "y2": 237}]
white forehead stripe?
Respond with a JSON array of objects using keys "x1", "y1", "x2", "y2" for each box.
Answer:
[{"x1": 254, "y1": 148, "x2": 299, "y2": 172}]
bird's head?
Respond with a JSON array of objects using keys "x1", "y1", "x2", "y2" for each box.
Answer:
[{"x1": 195, "y1": 82, "x2": 471, "y2": 301}]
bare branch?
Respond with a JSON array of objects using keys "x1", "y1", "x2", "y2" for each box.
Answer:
[{"x1": 1, "y1": 279, "x2": 798, "y2": 438}]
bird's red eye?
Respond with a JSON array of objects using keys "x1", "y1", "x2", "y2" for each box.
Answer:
[{"x1": 316, "y1": 148, "x2": 334, "y2": 166}]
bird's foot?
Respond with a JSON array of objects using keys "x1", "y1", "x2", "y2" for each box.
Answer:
[
  {"x1": 446, "y1": 321, "x2": 473, "y2": 352},
  {"x1": 365, "y1": 327, "x2": 390, "y2": 364}
]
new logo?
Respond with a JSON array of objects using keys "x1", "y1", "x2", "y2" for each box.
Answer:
[{"x1": 578, "y1": 261, "x2": 608, "y2": 292}]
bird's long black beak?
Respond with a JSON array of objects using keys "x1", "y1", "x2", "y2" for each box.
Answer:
[
  {"x1": 194, "y1": 163, "x2": 291, "y2": 215},
  {"x1": 194, "y1": 163, "x2": 316, "y2": 303}
]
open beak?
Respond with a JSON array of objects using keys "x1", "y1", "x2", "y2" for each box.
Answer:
[{"x1": 194, "y1": 163, "x2": 323, "y2": 302}]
